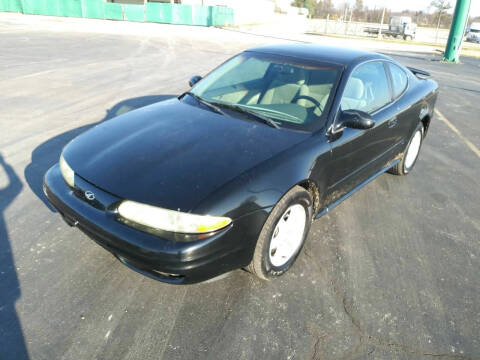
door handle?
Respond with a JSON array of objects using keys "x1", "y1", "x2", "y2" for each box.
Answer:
[{"x1": 387, "y1": 117, "x2": 398, "y2": 128}]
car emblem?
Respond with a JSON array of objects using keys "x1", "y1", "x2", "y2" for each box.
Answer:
[{"x1": 84, "y1": 190, "x2": 95, "y2": 201}]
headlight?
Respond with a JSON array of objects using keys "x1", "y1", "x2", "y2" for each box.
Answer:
[
  {"x1": 59, "y1": 154, "x2": 75, "y2": 188},
  {"x1": 117, "y1": 200, "x2": 232, "y2": 234}
]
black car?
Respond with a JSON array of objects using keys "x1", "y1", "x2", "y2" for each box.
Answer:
[{"x1": 44, "y1": 44, "x2": 438, "y2": 284}]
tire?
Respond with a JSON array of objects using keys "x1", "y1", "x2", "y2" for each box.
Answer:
[
  {"x1": 246, "y1": 185, "x2": 313, "y2": 280},
  {"x1": 389, "y1": 123, "x2": 424, "y2": 176}
]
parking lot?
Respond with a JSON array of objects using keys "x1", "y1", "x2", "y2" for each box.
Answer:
[{"x1": 0, "y1": 13, "x2": 479, "y2": 360}]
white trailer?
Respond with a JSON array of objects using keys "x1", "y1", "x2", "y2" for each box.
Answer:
[
  {"x1": 364, "y1": 16, "x2": 417, "y2": 40},
  {"x1": 466, "y1": 22, "x2": 480, "y2": 43}
]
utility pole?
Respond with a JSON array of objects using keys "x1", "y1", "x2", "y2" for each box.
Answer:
[
  {"x1": 378, "y1": 6, "x2": 386, "y2": 39},
  {"x1": 344, "y1": 4, "x2": 349, "y2": 34},
  {"x1": 443, "y1": 0, "x2": 472, "y2": 62},
  {"x1": 346, "y1": 6, "x2": 353, "y2": 35},
  {"x1": 435, "y1": 10, "x2": 442, "y2": 43}
]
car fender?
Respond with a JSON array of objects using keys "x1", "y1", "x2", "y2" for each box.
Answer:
[{"x1": 191, "y1": 133, "x2": 331, "y2": 220}]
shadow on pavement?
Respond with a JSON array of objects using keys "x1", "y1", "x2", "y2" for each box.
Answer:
[
  {"x1": 0, "y1": 154, "x2": 28, "y2": 360},
  {"x1": 24, "y1": 94, "x2": 175, "y2": 211},
  {"x1": 3, "y1": 94, "x2": 173, "y2": 358}
]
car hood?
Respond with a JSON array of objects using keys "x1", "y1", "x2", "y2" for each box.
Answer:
[{"x1": 63, "y1": 98, "x2": 309, "y2": 213}]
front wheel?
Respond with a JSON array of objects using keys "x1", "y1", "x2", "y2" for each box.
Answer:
[
  {"x1": 246, "y1": 186, "x2": 313, "y2": 280},
  {"x1": 389, "y1": 123, "x2": 424, "y2": 175}
]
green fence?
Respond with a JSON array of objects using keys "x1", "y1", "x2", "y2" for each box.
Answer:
[{"x1": 0, "y1": 0, "x2": 234, "y2": 26}]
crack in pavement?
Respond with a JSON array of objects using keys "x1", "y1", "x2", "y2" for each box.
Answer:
[
  {"x1": 311, "y1": 337, "x2": 321, "y2": 360},
  {"x1": 333, "y1": 271, "x2": 474, "y2": 360},
  {"x1": 303, "y1": 237, "x2": 474, "y2": 360}
]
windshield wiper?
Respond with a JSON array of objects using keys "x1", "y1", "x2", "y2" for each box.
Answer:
[
  {"x1": 182, "y1": 91, "x2": 226, "y2": 116},
  {"x1": 210, "y1": 102, "x2": 280, "y2": 129}
]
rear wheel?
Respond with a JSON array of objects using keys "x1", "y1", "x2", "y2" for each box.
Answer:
[
  {"x1": 389, "y1": 123, "x2": 424, "y2": 175},
  {"x1": 246, "y1": 186, "x2": 313, "y2": 280}
]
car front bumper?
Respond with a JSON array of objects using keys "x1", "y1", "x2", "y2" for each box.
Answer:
[{"x1": 43, "y1": 164, "x2": 270, "y2": 284}]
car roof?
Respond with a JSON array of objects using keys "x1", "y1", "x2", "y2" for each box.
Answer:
[{"x1": 247, "y1": 43, "x2": 389, "y2": 67}]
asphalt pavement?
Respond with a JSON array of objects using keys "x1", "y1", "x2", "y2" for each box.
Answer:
[{"x1": 0, "y1": 14, "x2": 479, "y2": 360}]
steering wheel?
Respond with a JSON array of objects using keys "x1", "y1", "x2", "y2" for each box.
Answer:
[{"x1": 294, "y1": 95, "x2": 323, "y2": 113}]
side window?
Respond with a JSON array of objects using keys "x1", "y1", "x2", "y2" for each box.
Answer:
[
  {"x1": 388, "y1": 63, "x2": 408, "y2": 99},
  {"x1": 341, "y1": 61, "x2": 391, "y2": 114}
]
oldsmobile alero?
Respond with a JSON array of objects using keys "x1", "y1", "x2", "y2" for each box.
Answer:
[{"x1": 43, "y1": 44, "x2": 438, "y2": 284}]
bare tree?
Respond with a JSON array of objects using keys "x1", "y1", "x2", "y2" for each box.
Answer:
[
  {"x1": 431, "y1": 0, "x2": 452, "y2": 28},
  {"x1": 354, "y1": 0, "x2": 364, "y2": 21},
  {"x1": 315, "y1": 0, "x2": 335, "y2": 19},
  {"x1": 430, "y1": 0, "x2": 452, "y2": 42}
]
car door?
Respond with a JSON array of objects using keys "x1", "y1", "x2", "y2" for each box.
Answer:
[{"x1": 325, "y1": 60, "x2": 400, "y2": 204}]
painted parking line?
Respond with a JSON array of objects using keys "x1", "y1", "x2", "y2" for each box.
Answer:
[{"x1": 435, "y1": 109, "x2": 480, "y2": 159}]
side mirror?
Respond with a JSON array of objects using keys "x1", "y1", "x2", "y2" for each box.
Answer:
[
  {"x1": 189, "y1": 75, "x2": 202, "y2": 87},
  {"x1": 337, "y1": 110, "x2": 375, "y2": 130}
]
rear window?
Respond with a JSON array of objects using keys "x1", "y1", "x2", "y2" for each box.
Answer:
[{"x1": 388, "y1": 63, "x2": 408, "y2": 99}]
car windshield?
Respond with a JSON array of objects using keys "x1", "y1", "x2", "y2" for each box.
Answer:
[{"x1": 190, "y1": 52, "x2": 340, "y2": 131}]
